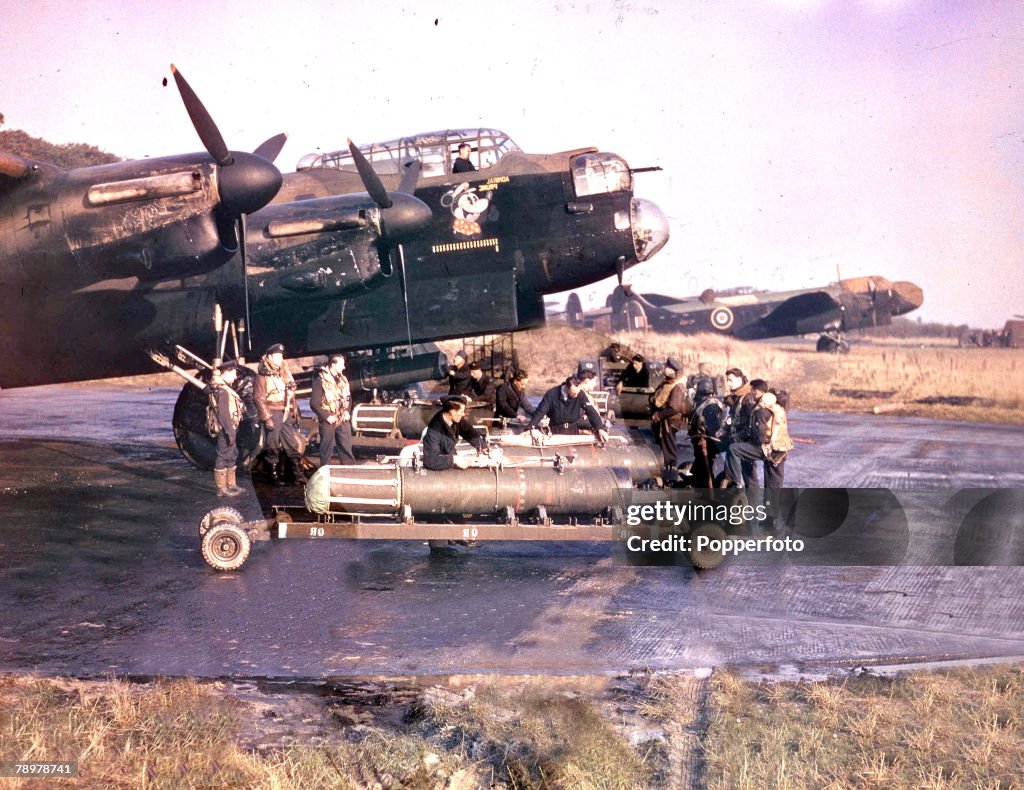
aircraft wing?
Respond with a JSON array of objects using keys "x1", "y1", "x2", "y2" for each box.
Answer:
[{"x1": 734, "y1": 289, "x2": 843, "y2": 339}]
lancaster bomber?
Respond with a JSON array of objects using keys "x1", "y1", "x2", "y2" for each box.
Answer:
[
  {"x1": 0, "y1": 66, "x2": 669, "y2": 391},
  {"x1": 561, "y1": 275, "x2": 923, "y2": 351}
]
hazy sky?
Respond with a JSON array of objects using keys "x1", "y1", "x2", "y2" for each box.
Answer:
[{"x1": 2, "y1": 0, "x2": 1021, "y2": 326}]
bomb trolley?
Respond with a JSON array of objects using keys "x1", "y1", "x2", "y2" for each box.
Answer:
[{"x1": 198, "y1": 456, "x2": 747, "y2": 572}]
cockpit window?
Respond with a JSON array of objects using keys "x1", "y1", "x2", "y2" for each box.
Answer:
[
  {"x1": 298, "y1": 128, "x2": 522, "y2": 178},
  {"x1": 571, "y1": 153, "x2": 632, "y2": 197}
]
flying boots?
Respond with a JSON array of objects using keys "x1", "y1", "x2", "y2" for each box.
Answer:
[
  {"x1": 225, "y1": 466, "x2": 243, "y2": 496},
  {"x1": 214, "y1": 468, "x2": 239, "y2": 497}
]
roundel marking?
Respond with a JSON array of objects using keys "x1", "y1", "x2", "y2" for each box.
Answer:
[{"x1": 710, "y1": 306, "x2": 734, "y2": 331}]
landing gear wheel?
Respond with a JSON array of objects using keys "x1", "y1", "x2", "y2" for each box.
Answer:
[
  {"x1": 687, "y1": 522, "x2": 728, "y2": 570},
  {"x1": 198, "y1": 506, "x2": 245, "y2": 537},
  {"x1": 201, "y1": 523, "x2": 251, "y2": 571},
  {"x1": 172, "y1": 366, "x2": 264, "y2": 471},
  {"x1": 816, "y1": 334, "x2": 850, "y2": 354}
]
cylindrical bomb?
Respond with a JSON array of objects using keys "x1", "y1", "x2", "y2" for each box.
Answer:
[
  {"x1": 347, "y1": 351, "x2": 448, "y2": 393},
  {"x1": 616, "y1": 388, "x2": 653, "y2": 421},
  {"x1": 351, "y1": 401, "x2": 493, "y2": 438},
  {"x1": 494, "y1": 442, "x2": 661, "y2": 484},
  {"x1": 305, "y1": 464, "x2": 632, "y2": 518}
]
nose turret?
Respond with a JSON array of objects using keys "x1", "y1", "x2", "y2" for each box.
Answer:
[{"x1": 630, "y1": 198, "x2": 669, "y2": 264}]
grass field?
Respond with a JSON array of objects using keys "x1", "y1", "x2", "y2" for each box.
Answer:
[
  {"x1": 3, "y1": 665, "x2": 1022, "y2": 789},
  {"x1": 500, "y1": 326, "x2": 1024, "y2": 425}
]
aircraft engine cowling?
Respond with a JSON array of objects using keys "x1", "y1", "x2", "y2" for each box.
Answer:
[
  {"x1": 248, "y1": 225, "x2": 391, "y2": 301},
  {"x1": 59, "y1": 160, "x2": 241, "y2": 281},
  {"x1": 243, "y1": 191, "x2": 430, "y2": 303},
  {"x1": 56, "y1": 148, "x2": 281, "y2": 282}
]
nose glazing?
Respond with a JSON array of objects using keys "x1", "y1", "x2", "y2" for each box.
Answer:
[{"x1": 630, "y1": 198, "x2": 669, "y2": 263}]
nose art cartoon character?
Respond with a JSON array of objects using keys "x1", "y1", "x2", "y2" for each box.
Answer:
[{"x1": 440, "y1": 182, "x2": 490, "y2": 236}]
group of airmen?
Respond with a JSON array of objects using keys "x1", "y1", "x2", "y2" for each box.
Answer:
[
  {"x1": 206, "y1": 343, "x2": 793, "y2": 530},
  {"x1": 643, "y1": 353, "x2": 794, "y2": 531},
  {"x1": 426, "y1": 349, "x2": 610, "y2": 471},
  {"x1": 207, "y1": 343, "x2": 357, "y2": 497}
]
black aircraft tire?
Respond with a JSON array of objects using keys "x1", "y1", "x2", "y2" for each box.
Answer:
[
  {"x1": 201, "y1": 523, "x2": 251, "y2": 571},
  {"x1": 198, "y1": 506, "x2": 244, "y2": 537},
  {"x1": 171, "y1": 371, "x2": 264, "y2": 472},
  {"x1": 816, "y1": 335, "x2": 838, "y2": 353},
  {"x1": 687, "y1": 522, "x2": 728, "y2": 570}
]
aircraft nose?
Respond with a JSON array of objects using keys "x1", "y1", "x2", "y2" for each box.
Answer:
[
  {"x1": 217, "y1": 151, "x2": 283, "y2": 216},
  {"x1": 893, "y1": 281, "x2": 924, "y2": 313},
  {"x1": 630, "y1": 198, "x2": 669, "y2": 263},
  {"x1": 381, "y1": 192, "x2": 433, "y2": 243}
]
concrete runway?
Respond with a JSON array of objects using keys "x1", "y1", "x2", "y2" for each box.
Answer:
[{"x1": 1, "y1": 384, "x2": 1023, "y2": 679}]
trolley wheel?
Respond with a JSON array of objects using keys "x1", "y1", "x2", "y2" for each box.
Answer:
[
  {"x1": 201, "y1": 523, "x2": 251, "y2": 571},
  {"x1": 687, "y1": 522, "x2": 728, "y2": 570},
  {"x1": 198, "y1": 506, "x2": 245, "y2": 537}
]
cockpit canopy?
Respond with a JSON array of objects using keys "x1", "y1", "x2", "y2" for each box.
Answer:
[{"x1": 297, "y1": 128, "x2": 522, "y2": 179}]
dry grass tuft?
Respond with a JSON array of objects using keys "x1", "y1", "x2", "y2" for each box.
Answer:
[
  {"x1": 0, "y1": 674, "x2": 652, "y2": 789},
  {"x1": 703, "y1": 665, "x2": 1024, "y2": 789},
  {"x1": 4, "y1": 666, "x2": 1024, "y2": 788}
]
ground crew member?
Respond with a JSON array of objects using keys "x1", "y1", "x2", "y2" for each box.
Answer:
[
  {"x1": 211, "y1": 360, "x2": 244, "y2": 497},
  {"x1": 686, "y1": 361, "x2": 720, "y2": 406},
  {"x1": 253, "y1": 343, "x2": 306, "y2": 485},
  {"x1": 687, "y1": 394, "x2": 727, "y2": 489},
  {"x1": 528, "y1": 376, "x2": 609, "y2": 442},
  {"x1": 650, "y1": 356, "x2": 689, "y2": 482},
  {"x1": 310, "y1": 354, "x2": 355, "y2": 468},
  {"x1": 617, "y1": 354, "x2": 650, "y2": 392},
  {"x1": 494, "y1": 369, "x2": 533, "y2": 423},
  {"x1": 725, "y1": 382, "x2": 792, "y2": 530},
  {"x1": 578, "y1": 370, "x2": 611, "y2": 432},
  {"x1": 447, "y1": 349, "x2": 473, "y2": 397},
  {"x1": 466, "y1": 362, "x2": 491, "y2": 402},
  {"x1": 423, "y1": 397, "x2": 488, "y2": 470},
  {"x1": 721, "y1": 367, "x2": 758, "y2": 488}
]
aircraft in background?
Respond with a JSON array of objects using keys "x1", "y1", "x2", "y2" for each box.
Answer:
[{"x1": 558, "y1": 275, "x2": 923, "y2": 351}]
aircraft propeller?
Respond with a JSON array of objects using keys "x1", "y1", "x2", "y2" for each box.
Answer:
[
  {"x1": 345, "y1": 144, "x2": 430, "y2": 356},
  {"x1": 253, "y1": 133, "x2": 288, "y2": 163},
  {"x1": 170, "y1": 65, "x2": 282, "y2": 221},
  {"x1": 347, "y1": 139, "x2": 392, "y2": 208},
  {"x1": 170, "y1": 65, "x2": 284, "y2": 351},
  {"x1": 346, "y1": 140, "x2": 430, "y2": 242}
]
